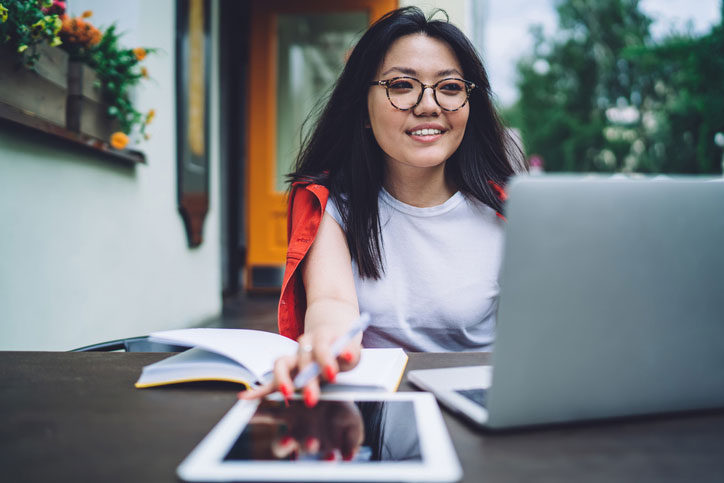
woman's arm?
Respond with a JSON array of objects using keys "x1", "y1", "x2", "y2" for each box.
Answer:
[
  {"x1": 293, "y1": 211, "x2": 362, "y2": 404},
  {"x1": 302, "y1": 211, "x2": 360, "y2": 343},
  {"x1": 242, "y1": 212, "x2": 361, "y2": 406}
]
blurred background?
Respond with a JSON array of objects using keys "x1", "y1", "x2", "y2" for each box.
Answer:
[{"x1": 1, "y1": 0, "x2": 722, "y2": 351}]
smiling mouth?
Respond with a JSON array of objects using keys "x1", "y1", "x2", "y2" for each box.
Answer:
[{"x1": 407, "y1": 128, "x2": 444, "y2": 136}]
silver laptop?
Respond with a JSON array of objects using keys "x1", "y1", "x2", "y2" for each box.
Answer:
[{"x1": 408, "y1": 175, "x2": 724, "y2": 430}]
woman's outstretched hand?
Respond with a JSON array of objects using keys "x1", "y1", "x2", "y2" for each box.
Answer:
[{"x1": 239, "y1": 329, "x2": 362, "y2": 407}]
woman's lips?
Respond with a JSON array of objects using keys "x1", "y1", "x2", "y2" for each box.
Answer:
[
  {"x1": 407, "y1": 127, "x2": 445, "y2": 142},
  {"x1": 409, "y1": 128, "x2": 443, "y2": 136}
]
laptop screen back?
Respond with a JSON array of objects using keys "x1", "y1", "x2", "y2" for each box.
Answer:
[{"x1": 487, "y1": 176, "x2": 724, "y2": 429}]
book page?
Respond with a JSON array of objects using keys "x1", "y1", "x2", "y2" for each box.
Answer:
[
  {"x1": 136, "y1": 348, "x2": 258, "y2": 388},
  {"x1": 335, "y1": 348, "x2": 408, "y2": 391},
  {"x1": 148, "y1": 328, "x2": 408, "y2": 391},
  {"x1": 149, "y1": 328, "x2": 298, "y2": 381}
]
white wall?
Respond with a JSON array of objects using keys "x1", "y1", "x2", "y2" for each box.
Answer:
[{"x1": 0, "y1": 0, "x2": 222, "y2": 350}]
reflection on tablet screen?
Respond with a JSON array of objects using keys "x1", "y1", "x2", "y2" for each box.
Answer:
[{"x1": 224, "y1": 399, "x2": 421, "y2": 462}]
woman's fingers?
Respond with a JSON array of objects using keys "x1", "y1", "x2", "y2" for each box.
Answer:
[
  {"x1": 238, "y1": 381, "x2": 273, "y2": 400},
  {"x1": 271, "y1": 435, "x2": 299, "y2": 460},
  {"x1": 273, "y1": 354, "x2": 299, "y2": 397},
  {"x1": 302, "y1": 378, "x2": 321, "y2": 408},
  {"x1": 238, "y1": 354, "x2": 297, "y2": 400},
  {"x1": 296, "y1": 335, "x2": 316, "y2": 381},
  {"x1": 296, "y1": 334, "x2": 340, "y2": 386},
  {"x1": 237, "y1": 336, "x2": 360, "y2": 405},
  {"x1": 296, "y1": 335, "x2": 361, "y2": 386},
  {"x1": 294, "y1": 336, "x2": 322, "y2": 407},
  {"x1": 336, "y1": 342, "x2": 362, "y2": 372},
  {"x1": 312, "y1": 340, "x2": 339, "y2": 385}
]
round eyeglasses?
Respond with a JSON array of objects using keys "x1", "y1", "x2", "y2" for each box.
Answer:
[{"x1": 369, "y1": 76, "x2": 476, "y2": 112}]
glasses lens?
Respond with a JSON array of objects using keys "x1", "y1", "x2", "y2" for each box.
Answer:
[
  {"x1": 435, "y1": 79, "x2": 468, "y2": 110},
  {"x1": 386, "y1": 78, "x2": 422, "y2": 110}
]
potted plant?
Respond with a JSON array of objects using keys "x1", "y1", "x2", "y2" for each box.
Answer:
[
  {"x1": 0, "y1": 1, "x2": 155, "y2": 151},
  {"x1": 0, "y1": 0, "x2": 67, "y2": 126},
  {"x1": 60, "y1": 10, "x2": 155, "y2": 148}
]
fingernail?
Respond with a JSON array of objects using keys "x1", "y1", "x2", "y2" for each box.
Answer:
[
  {"x1": 343, "y1": 451, "x2": 355, "y2": 461},
  {"x1": 279, "y1": 383, "x2": 292, "y2": 397},
  {"x1": 280, "y1": 435, "x2": 294, "y2": 446},
  {"x1": 323, "y1": 364, "x2": 337, "y2": 383},
  {"x1": 323, "y1": 450, "x2": 338, "y2": 461},
  {"x1": 304, "y1": 437, "x2": 320, "y2": 453},
  {"x1": 340, "y1": 351, "x2": 354, "y2": 363},
  {"x1": 303, "y1": 387, "x2": 318, "y2": 408}
]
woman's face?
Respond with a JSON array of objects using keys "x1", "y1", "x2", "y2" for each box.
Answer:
[{"x1": 367, "y1": 34, "x2": 470, "y2": 173}]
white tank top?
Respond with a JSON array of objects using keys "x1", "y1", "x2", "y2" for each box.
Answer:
[{"x1": 325, "y1": 188, "x2": 504, "y2": 352}]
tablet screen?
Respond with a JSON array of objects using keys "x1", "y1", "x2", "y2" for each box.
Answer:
[
  {"x1": 223, "y1": 399, "x2": 421, "y2": 462},
  {"x1": 177, "y1": 393, "x2": 462, "y2": 482}
]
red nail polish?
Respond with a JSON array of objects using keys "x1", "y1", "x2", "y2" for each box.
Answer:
[
  {"x1": 340, "y1": 351, "x2": 354, "y2": 363},
  {"x1": 343, "y1": 451, "x2": 355, "y2": 461},
  {"x1": 304, "y1": 437, "x2": 319, "y2": 452},
  {"x1": 279, "y1": 383, "x2": 292, "y2": 397},
  {"x1": 280, "y1": 435, "x2": 294, "y2": 446},
  {"x1": 303, "y1": 388, "x2": 317, "y2": 408},
  {"x1": 324, "y1": 364, "x2": 337, "y2": 383},
  {"x1": 323, "y1": 451, "x2": 337, "y2": 461}
]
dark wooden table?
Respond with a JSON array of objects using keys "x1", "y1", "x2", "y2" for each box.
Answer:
[{"x1": 2, "y1": 351, "x2": 723, "y2": 483}]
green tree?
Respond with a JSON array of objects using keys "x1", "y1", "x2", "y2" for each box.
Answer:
[
  {"x1": 513, "y1": 0, "x2": 724, "y2": 174},
  {"x1": 515, "y1": 0, "x2": 653, "y2": 172},
  {"x1": 624, "y1": 4, "x2": 724, "y2": 173}
]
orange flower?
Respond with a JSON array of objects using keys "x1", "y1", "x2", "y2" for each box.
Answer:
[
  {"x1": 60, "y1": 16, "x2": 101, "y2": 47},
  {"x1": 91, "y1": 29, "x2": 101, "y2": 45},
  {"x1": 145, "y1": 109, "x2": 156, "y2": 125},
  {"x1": 82, "y1": 10, "x2": 93, "y2": 18},
  {"x1": 110, "y1": 132, "x2": 129, "y2": 150},
  {"x1": 141, "y1": 66, "x2": 149, "y2": 78},
  {"x1": 133, "y1": 47, "x2": 147, "y2": 61}
]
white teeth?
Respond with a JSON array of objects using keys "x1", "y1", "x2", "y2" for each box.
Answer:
[{"x1": 410, "y1": 128, "x2": 442, "y2": 136}]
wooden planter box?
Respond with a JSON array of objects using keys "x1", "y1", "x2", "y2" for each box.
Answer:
[
  {"x1": 0, "y1": 43, "x2": 119, "y2": 142},
  {"x1": 66, "y1": 60, "x2": 119, "y2": 141},
  {"x1": 0, "y1": 43, "x2": 69, "y2": 127}
]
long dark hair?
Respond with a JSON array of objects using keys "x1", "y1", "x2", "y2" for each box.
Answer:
[{"x1": 289, "y1": 7, "x2": 520, "y2": 279}]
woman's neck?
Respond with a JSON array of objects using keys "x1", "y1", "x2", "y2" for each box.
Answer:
[{"x1": 383, "y1": 162, "x2": 457, "y2": 207}]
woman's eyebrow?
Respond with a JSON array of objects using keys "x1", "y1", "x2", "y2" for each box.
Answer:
[
  {"x1": 380, "y1": 66, "x2": 417, "y2": 77},
  {"x1": 437, "y1": 68, "x2": 464, "y2": 77},
  {"x1": 380, "y1": 66, "x2": 464, "y2": 78}
]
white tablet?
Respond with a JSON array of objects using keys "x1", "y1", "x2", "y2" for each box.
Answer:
[{"x1": 177, "y1": 392, "x2": 462, "y2": 482}]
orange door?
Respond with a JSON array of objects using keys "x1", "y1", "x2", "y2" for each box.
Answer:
[{"x1": 246, "y1": 0, "x2": 397, "y2": 291}]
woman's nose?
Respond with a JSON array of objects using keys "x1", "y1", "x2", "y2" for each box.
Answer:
[{"x1": 413, "y1": 86, "x2": 441, "y2": 116}]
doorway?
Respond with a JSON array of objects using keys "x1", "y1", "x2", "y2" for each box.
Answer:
[{"x1": 244, "y1": 0, "x2": 397, "y2": 291}]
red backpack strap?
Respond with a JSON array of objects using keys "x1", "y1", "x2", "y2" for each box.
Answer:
[
  {"x1": 278, "y1": 182, "x2": 330, "y2": 340},
  {"x1": 488, "y1": 180, "x2": 508, "y2": 221}
]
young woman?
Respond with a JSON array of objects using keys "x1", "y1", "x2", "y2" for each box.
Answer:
[{"x1": 243, "y1": 7, "x2": 521, "y2": 407}]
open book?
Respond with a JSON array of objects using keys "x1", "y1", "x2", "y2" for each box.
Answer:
[{"x1": 135, "y1": 328, "x2": 408, "y2": 392}]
